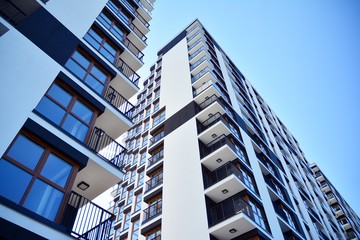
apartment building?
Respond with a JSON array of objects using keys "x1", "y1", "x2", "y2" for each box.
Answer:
[
  {"x1": 0, "y1": 0, "x2": 154, "y2": 239},
  {"x1": 109, "y1": 19, "x2": 357, "y2": 240},
  {"x1": 311, "y1": 164, "x2": 360, "y2": 239}
]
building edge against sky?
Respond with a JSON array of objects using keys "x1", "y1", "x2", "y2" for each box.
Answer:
[
  {"x1": 0, "y1": 0, "x2": 154, "y2": 239},
  {"x1": 109, "y1": 19, "x2": 360, "y2": 240}
]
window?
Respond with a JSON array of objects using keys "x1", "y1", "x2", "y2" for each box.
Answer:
[
  {"x1": 134, "y1": 193, "x2": 142, "y2": 212},
  {"x1": 130, "y1": 170, "x2": 136, "y2": 183},
  {"x1": 0, "y1": 133, "x2": 77, "y2": 221},
  {"x1": 240, "y1": 168, "x2": 257, "y2": 194},
  {"x1": 282, "y1": 207, "x2": 296, "y2": 229},
  {"x1": 135, "y1": 138, "x2": 140, "y2": 149},
  {"x1": 65, "y1": 50, "x2": 110, "y2": 94},
  {"x1": 121, "y1": 186, "x2": 127, "y2": 200},
  {"x1": 84, "y1": 27, "x2": 120, "y2": 64},
  {"x1": 97, "y1": 11, "x2": 127, "y2": 42},
  {"x1": 137, "y1": 170, "x2": 144, "y2": 187},
  {"x1": 153, "y1": 100, "x2": 160, "y2": 112},
  {"x1": 133, "y1": 153, "x2": 138, "y2": 165},
  {"x1": 152, "y1": 111, "x2": 165, "y2": 127},
  {"x1": 146, "y1": 226, "x2": 161, "y2": 240},
  {"x1": 144, "y1": 120, "x2": 150, "y2": 131},
  {"x1": 131, "y1": 218, "x2": 140, "y2": 240},
  {"x1": 140, "y1": 152, "x2": 147, "y2": 165},
  {"x1": 142, "y1": 135, "x2": 148, "y2": 147},
  {"x1": 123, "y1": 211, "x2": 131, "y2": 230},
  {"x1": 35, "y1": 82, "x2": 95, "y2": 142},
  {"x1": 127, "y1": 188, "x2": 134, "y2": 205},
  {"x1": 145, "y1": 108, "x2": 151, "y2": 117}
]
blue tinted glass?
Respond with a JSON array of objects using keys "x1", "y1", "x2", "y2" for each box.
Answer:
[
  {"x1": 36, "y1": 97, "x2": 66, "y2": 125},
  {"x1": 111, "y1": 27, "x2": 124, "y2": 41},
  {"x1": 0, "y1": 159, "x2": 32, "y2": 203},
  {"x1": 47, "y1": 84, "x2": 72, "y2": 107},
  {"x1": 65, "y1": 59, "x2": 87, "y2": 80},
  {"x1": 90, "y1": 65, "x2": 107, "y2": 84},
  {"x1": 23, "y1": 179, "x2": 64, "y2": 221},
  {"x1": 72, "y1": 100, "x2": 93, "y2": 124},
  {"x1": 7, "y1": 135, "x2": 44, "y2": 170},
  {"x1": 84, "y1": 75, "x2": 104, "y2": 94},
  {"x1": 63, "y1": 115, "x2": 89, "y2": 141},
  {"x1": 88, "y1": 29, "x2": 102, "y2": 43},
  {"x1": 100, "y1": 48, "x2": 115, "y2": 63},
  {"x1": 41, "y1": 154, "x2": 72, "y2": 188},
  {"x1": 72, "y1": 51, "x2": 90, "y2": 68},
  {"x1": 84, "y1": 35, "x2": 101, "y2": 50}
]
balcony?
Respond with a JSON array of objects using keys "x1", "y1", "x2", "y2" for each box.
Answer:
[
  {"x1": 200, "y1": 134, "x2": 246, "y2": 171},
  {"x1": 188, "y1": 37, "x2": 207, "y2": 54},
  {"x1": 106, "y1": 1, "x2": 147, "y2": 49},
  {"x1": 61, "y1": 191, "x2": 113, "y2": 240},
  {"x1": 204, "y1": 162, "x2": 258, "y2": 203},
  {"x1": 190, "y1": 56, "x2": 213, "y2": 75},
  {"x1": 326, "y1": 193, "x2": 337, "y2": 204},
  {"x1": 145, "y1": 172, "x2": 163, "y2": 192},
  {"x1": 147, "y1": 151, "x2": 164, "y2": 168},
  {"x1": 332, "y1": 205, "x2": 344, "y2": 217},
  {"x1": 339, "y1": 218, "x2": 351, "y2": 230},
  {"x1": 186, "y1": 23, "x2": 202, "y2": 39},
  {"x1": 320, "y1": 182, "x2": 330, "y2": 192},
  {"x1": 143, "y1": 200, "x2": 162, "y2": 223},
  {"x1": 208, "y1": 196, "x2": 268, "y2": 239},
  {"x1": 187, "y1": 30, "x2": 204, "y2": 45},
  {"x1": 198, "y1": 113, "x2": 232, "y2": 145},
  {"x1": 87, "y1": 127, "x2": 126, "y2": 168},
  {"x1": 149, "y1": 131, "x2": 164, "y2": 147},
  {"x1": 189, "y1": 45, "x2": 209, "y2": 62},
  {"x1": 197, "y1": 94, "x2": 233, "y2": 121},
  {"x1": 192, "y1": 67, "x2": 218, "y2": 87}
]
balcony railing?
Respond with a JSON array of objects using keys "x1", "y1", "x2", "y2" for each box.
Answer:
[
  {"x1": 61, "y1": 191, "x2": 114, "y2": 240},
  {"x1": 204, "y1": 162, "x2": 257, "y2": 194},
  {"x1": 105, "y1": 86, "x2": 134, "y2": 119},
  {"x1": 189, "y1": 45, "x2": 208, "y2": 61},
  {"x1": 191, "y1": 67, "x2": 214, "y2": 83},
  {"x1": 115, "y1": 58, "x2": 140, "y2": 86},
  {"x1": 149, "y1": 131, "x2": 165, "y2": 147},
  {"x1": 143, "y1": 200, "x2": 162, "y2": 222},
  {"x1": 190, "y1": 55, "x2": 211, "y2": 71},
  {"x1": 122, "y1": 37, "x2": 144, "y2": 62},
  {"x1": 187, "y1": 30, "x2": 204, "y2": 43},
  {"x1": 208, "y1": 195, "x2": 267, "y2": 231},
  {"x1": 145, "y1": 172, "x2": 163, "y2": 192},
  {"x1": 148, "y1": 151, "x2": 164, "y2": 167},
  {"x1": 107, "y1": 2, "x2": 147, "y2": 43},
  {"x1": 87, "y1": 127, "x2": 126, "y2": 168}
]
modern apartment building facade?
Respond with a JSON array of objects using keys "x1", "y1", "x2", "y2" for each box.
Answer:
[
  {"x1": 109, "y1": 20, "x2": 357, "y2": 240},
  {"x1": 311, "y1": 164, "x2": 360, "y2": 239},
  {"x1": 0, "y1": 0, "x2": 154, "y2": 239}
]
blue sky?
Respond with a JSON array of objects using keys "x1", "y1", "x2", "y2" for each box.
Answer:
[{"x1": 139, "y1": 1, "x2": 360, "y2": 215}]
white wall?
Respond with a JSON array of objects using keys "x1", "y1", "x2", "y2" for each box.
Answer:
[
  {"x1": 0, "y1": 20, "x2": 60, "y2": 156},
  {"x1": 44, "y1": 0, "x2": 108, "y2": 39}
]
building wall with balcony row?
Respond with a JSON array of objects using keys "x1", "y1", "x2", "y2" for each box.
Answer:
[{"x1": 0, "y1": 0, "x2": 155, "y2": 239}]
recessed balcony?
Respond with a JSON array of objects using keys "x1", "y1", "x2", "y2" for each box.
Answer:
[
  {"x1": 204, "y1": 162, "x2": 257, "y2": 203},
  {"x1": 143, "y1": 200, "x2": 162, "y2": 224},
  {"x1": 339, "y1": 218, "x2": 351, "y2": 230},
  {"x1": 187, "y1": 30, "x2": 204, "y2": 46},
  {"x1": 188, "y1": 37, "x2": 207, "y2": 55},
  {"x1": 320, "y1": 182, "x2": 330, "y2": 192},
  {"x1": 314, "y1": 171, "x2": 325, "y2": 182},
  {"x1": 208, "y1": 196, "x2": 268, "y2": 240},
  {"x1": 200, "y1": 134, "x2": 246, "y2": 171},
  {"x1": 326, "y1": 193, "x2": 337, "y2": 204},
  {"x1": 332, "y1": 205, "x2": 344, "y2": 217},
  {"x1": 198, "y1": 113, "x2": 232, "y2": 145}
]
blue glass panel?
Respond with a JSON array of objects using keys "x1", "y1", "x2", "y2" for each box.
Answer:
[
  {"x1": 23, "y1": 179, "x2": 64, "y2": 221},
  {"x1": 62, "y1": 114, "x2": 89, "y2": 141},
  {"x1": 90, "y1": 65, "x2": 107, "y2": 84},
  {"x1": 65, "y1": 59, "x2": 87, "y2": 80},
  {"x1": 7, "y1": 135, "x2": 44, "y2": 170},
  {"x1": 84, "y1": 74, "x2": 104, "y2": 94},
  {"x1": 72, "y1": 51, "x2": 90, "y2": 68},
  {"x1": 41, "y1": 154, "x2": 72, "y2": 188},
  {"x1": 72, "y1": 100, "x2": 93, "y2": 124},
  {"x1": 36, "y1": 97, "x2": 66, "y2": 125},
  {"x1": 47, "y1": 83, "x2": 72, "y2": 107},
  {"x1": 0, "y1": 159, "x2": 32, "y2": 204}
]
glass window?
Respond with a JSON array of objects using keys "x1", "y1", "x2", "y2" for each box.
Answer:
[
  {"x1": 23, "y1": 179, "x2": 64, "y2": 221},
  {"x1": 36, "y1": 83, "x2": 95, "y2": 142},
  {"x1": 7, "y1": 134, "x2": 44, "y2": 170},
  {"x1": 97, "y1": 12, "x2": 127, "y2": 42},
  {"x1": 0, "y1": 134, "x2": 76, "y2": 222},
  {"x1": 131, "y1": 218, "x2": 140, "y2": 240},
  {"x1": 65, "y1": 50, "x2": 109, "y2": 94},
  {"x1": 0, "y1": 159, "x2": 32, "y2": 203}
]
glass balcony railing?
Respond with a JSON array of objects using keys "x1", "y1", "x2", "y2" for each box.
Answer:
[
  {"x1": 143, "y1": 200, "x2": 162, "y2": 222},
  {"x1": 145, "y1": 172, "x2": 163, "y2": 192}
]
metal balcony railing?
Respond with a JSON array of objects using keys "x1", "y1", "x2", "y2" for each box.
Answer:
[
  {"x1": 61, "y1": 191, "x2": 114, "y2": 240},
  {"x1": 105, "y1": 86, "x2": 134, "y2": 119},
  {"x1": 145, "y1": 172, "x2": 163, "y2": 192},
  {"x1": 148, "y1": 151, "x2": 164, "y2": 167},
  {"x1": 204, "y1": 162, "x2": 257, "y2": 194},
  {"x1": 143, "y1": 200, "x2": 162, "y2": 222},
  {"x1": 149, "y1": 131, "x2": 164, "y2": 147},
  {"x1": 87, "y1": 127, "x2": 126, "y2": 168},
  {"x1": 208, "y1": 195, "x2": 267, "y2": 231}
]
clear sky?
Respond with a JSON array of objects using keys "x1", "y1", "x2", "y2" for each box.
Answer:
[{"x1": 138, "y1": 0, "x2": 360, "y2": 215}]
